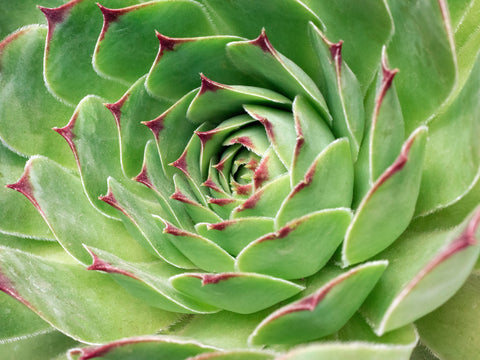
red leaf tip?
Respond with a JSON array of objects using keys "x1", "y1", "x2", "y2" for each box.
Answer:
[
  {"x1": 133, "y1": 165, "x2": 153, "y2": 188},
  {"x1": 249, "y1": 28, "x2": 276, "y2": 54},
  {"x1": 199, "y1": 74, "x2": 226, "y2": 95},
  {"x1": 143, "y1": 115, "x2": 165, "y2": 140}
]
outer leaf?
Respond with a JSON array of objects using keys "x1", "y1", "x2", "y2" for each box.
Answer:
[
  {"x1": 415, "y1": 51, "x2": 480, "y2": 216},
  {"x1": 94, "y1": 0, "x2": 216, "y2": 84},
  {"x1": 362, "y1": 208, "x2": 480, "y2": 335},
  {"x1": 416, "y1": 269, "x2": 480, "y2": 360},
  {"x1": 68, "y1": 337, "x2": 216, "y2": 360},
  {"x1": 41, "y1": 0, "x2": 133, "y2": 105},
  {"x1": 342, "y1": 127, "x2": 427, "y2": 266},
  {"x1": 385, "y1": 0, "x2": 457, "y2": 131},
  {"x1": 171, "y1": 272, "x2": 304, "y2": 314},
  {"x1": 0, "y1": 25, "x2": 74, "y2": 168},
  {"x1": 7, "y1": 156, "x2": 152, "y2": 265},
  {"x1": 249, "y1": 261, "x2": 387, "y2": 345},
  {"x1": 0, "y1": 247, "x2": 180, "y2": 344}
]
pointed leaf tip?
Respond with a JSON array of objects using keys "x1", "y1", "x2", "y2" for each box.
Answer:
[
  {"x1": 85, "y1": 247, "x2": 138, "y2": 280},
  {"x1": 105, "y1": 94, "x2": 129, "y2": 130},
  {"x1": 249, "y1": 28, "x2": 276, "y2": 54},
  {"x1": 38, "y1": 1, "x2": 77, "y2": 40},
  {"x1": 198, "y1": 74, "x2": 226, "y2": 95},
  {"x1": 142, "y1": 115, "x2": 165, "y2": 140}
]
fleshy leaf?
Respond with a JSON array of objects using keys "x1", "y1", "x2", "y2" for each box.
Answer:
[
  {"x1": 7, "y1": 156, "x2": 152, "y2": 265},
  {"x1": 276, "y1": 138, "x2": 353, "y2": 228},
  {"x1": 94, "y1": 0, "x2": 216, "y2": 84},
  {"x1": 101, "y1": 177, "x2": 194, "y2": 268},
  {"x1": 187, "y1": 76, "x2": 292, "y2": 125},
  {"x1": 170, "y1": 272, "x2": 304, "y2": 314},
  {"x1": 41, "y1": 0, "x2": 133, "y2": 105},
  {"x1": 385, "y1": 0, "x2": 457, "y2": 131},
  {"x1": 147, "y1": 35, "x2": 251, "y2": 101},
  {"x1": 249, "y1": 261, "x2": 387, "y2": 345},
  {"x1": 309, "y1": 23, "x2": 364, "y2": 159},
  {"x1": 227, "y1": 30, "x2": 331, "y2": 122},
  {"x1": 195, "y1": 217, "x2": 274, "y2": 256},
  {"x1": 362, "y1": 208, "x2": 480, "y2": 335},
  {"x1": 0, "y1": 25, "x2": 74, "y2": 168},
  {"x1": 86, "y1": 247, "x2": 218, "y2": 314},
  {"x1": 415, "y1": 51, "x2": 480, "y2": 216},
  {"x1": 156, "y1": 218, "x2": 235, "y2": 273},
  {"x1": 342, "y1": 127, "x2": 427, "y2": 266},
  {"x1": 106, "y1": 75, "x2": 170, "y2": 178},
  {"x1": 0, "y1": 247, "x2": 180, "y2": 343},
  {"x1": 416, "y1": 269, "x2": 480, "y2": 360},
  {"x1": 237, "y1": 209, "x2": 352, "y2": 280},
  {"x1": 290, "y1": 95, "x2": 335, "y2": 185},
  {"x1": 69, "y1": 336, "x2": 216, "y2": 360}
]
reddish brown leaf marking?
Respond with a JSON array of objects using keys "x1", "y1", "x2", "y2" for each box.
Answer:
[
  {"x1": 202, "y1": 178, "x2": 223, "y2": 193},
  {"x1": 401, "y1": 208, "x2": 480, "y2": 299},
  {"x1": 196, "y1": 128, "x2": 218, "y2": 148},
  {"x1": 171, "y1": 190, "x2": 197, "y2": 205},
  {"x1": 191, "y1": 273, "x2": 240, "y2": 285},
  {"x1": 236, "y1": 190, "x2": 262, "y2": 212},
  {"x1": 70, "y1": 337, "x2": 159, "y2": 360},
  {"x1": 369, "y1": 133, "x2": 416, "y2": 195},
  {"x1": 293, "y1": 112, "x2": 305, "y2": 162},
  {"x1": 229, "y1": 136, "x2": 254, "y2": 150},
  {"x1": 142, "y1": 115, "x2": 165, "y2": 141},
  {"x1": 372, "y1": 54, "x2": 399, "y2": 124},
  {"x1": 198, "y1": 74, "x2": 227, "y2": 95},
  {"x1": 233, "y1": 182, "x2": 253, "y2": 196},
  {"x1": 252, "y1": 114, "x2": 275, "y2": 143},
  {"x1": 245, "y1": 158, "x2": 259, "y2": 171},
  {"x1": 253, "y1": 155, "x2": 270, "y2": 189},
  {"x1": 213, "y1": 158, "x2": 226, "y2": 172},
  {"x1": 97, "y1": 4, "x2": 132, "y2": 43},
  {"x1": 133, "y1": 165, "x2": 153, "y2": 189},
  {"x1": 256, "y1": 223, "x2": 294, "y2": 244},
  {"x1": 105, "y1": 93, "x2": 130, "y2": 130},
  {"x1": 208, "y1": 220, "x2": 236, "y2": 231},
  {"x1": 209, "y1": 198, "x2": 235, "y2": 206},
  {"x1": 249, "y1": 28, "x2": 276, "y2": 55},
  {"x1": 266, "y1": 267, "x2": 357, "y2": 322},
  {"x1": 98, "y1": 189, "x2": 127, "y2": 216},
  {"x1": 0, "y1": 266, "x2": 32, "y2": 308},
  {"x1": 153, "y1": 31, "x2": 191, "y2": 64},
  {"x1": 6, "y1": 164, "x2": 42, "y2": 214},
  {"x1": 289, "y1": 161, "x2": 316, "y2": 198},
  {"x1": 86, "y1": 250, "x2": 138, "y2": 280},
  {"x1": 170, "y1": 151, "x2": 189, "y2": 176},
  {"x1": 39, "y1": 0, "x2": 78, "y2": 42},
  {"x1": 53, "y1": 112, "x2": 79, "y2": 164},
  {"x1": 163, "y1": 221, "x2": 191, "y2": 237}
]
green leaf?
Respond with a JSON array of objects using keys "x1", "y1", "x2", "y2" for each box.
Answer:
[
  {"x1": 0, "y1": 25, "x2": 74, "y2": 168},
  {"x1": 227, "y1": 31, "x2": 331, "y2": 122},
  {"x1": 416, "y1": 269, "x2": 480, "y2": 360},
  {"x1": 106, "y1": 75, "x2": 171, "y2": 178},
  {"x1": 249, "y1": 261, "x2": 387, "y2": 345},
  {"x1": 276, "y1": 138, "x2": 353, "y2": 228},
  {"x1": 290, "y1": 95, "x2": 335, "y2": 185},
  {"x1": 41, "y1": 0, "x2": 133, "y2": 105},
  {"x1": 86, "y1": 246, "x2": 218, "y2": 314},
  {"x1": 146, "y1": 35, "x2": 250, "y2": 101},
  {"x1": 0, "y1": 141, "x2": 53, "y2": 239},
  {"x1": 309, "y1": 23, "x2": 364, "y2": 159},
  {"x1": 385, "y1": 0, "x2": 457, "y2": 132},
  {"x1": 7, "y1": 156, "x2": 152, "y2": 265},
  {"x1": 195, "y1": 217, "x2": 274, "y2": 256},
  {"x1": 94, "y1": 0, "x2": 216, "y2": 84},
  {"x1": 362, "y1": 208, "x2": 480, "y2": 335},
  {"x1": 171, "y1": 272, "x2": 304, "y2": 314},
  {"x1": 187, "y1": 78, "x2": 291, "y2": 125},
  {"x1": 102, "y1": 177, "x2": 194, "y2": 268},
  {"x1": 342, "y1": 127, "x2": 427, "y2": 266},
  {"x1": 0, "y1": 247, "x2": 180, "y2": 343},
  {"x1": 302, "y1": 0, "x2": 393, "y2": 91},
  {"x1": 69, "y1": 336, "x2": 216, "y2": 360},
  {"x1": 237, "y1": 209, "x2": 352, "y2": 280},
  {"x1": 415, "y1": 51, "x2": 480, "y2": 216}
]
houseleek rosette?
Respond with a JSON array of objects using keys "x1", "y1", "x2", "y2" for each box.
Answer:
[{"x1": 1, "y1": 1, "x2": 480, "y2": 359}]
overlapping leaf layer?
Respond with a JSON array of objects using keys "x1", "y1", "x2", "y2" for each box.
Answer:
[{"x1": 1, "y1": 1, "x2": 480, "y2": 359}]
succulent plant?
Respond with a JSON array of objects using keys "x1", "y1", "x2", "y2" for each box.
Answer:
[{"x1": 1, "y1": 0, "x2": 480, "y2": 359}]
